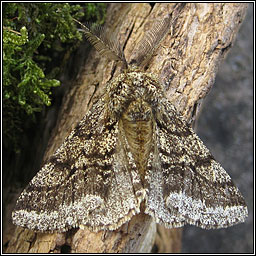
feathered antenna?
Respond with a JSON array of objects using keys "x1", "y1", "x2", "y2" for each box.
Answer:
[
  {"x1": 73, "y1": 18, "x2": 127, "y2": 68},
  {"x1": 130, "y1": 3, "x2": 186, "y2": 67}
]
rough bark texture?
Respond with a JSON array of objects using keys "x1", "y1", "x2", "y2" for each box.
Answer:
[{"x1": 5, "y1": 3, "x2": 248, "y2": 253}]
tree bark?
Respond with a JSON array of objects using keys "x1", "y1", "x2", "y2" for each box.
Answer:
[{"x1": 6, "y1": 3, "x2": 248, "y2": 253}]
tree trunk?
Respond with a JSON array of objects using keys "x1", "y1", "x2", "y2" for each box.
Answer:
[{"x1": 6, "y1": 3, "x2": 248, "y2": 253}]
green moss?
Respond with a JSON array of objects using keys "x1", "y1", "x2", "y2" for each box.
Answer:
[{"x1": 3, "y1": 3, "x2": 106, "y2": 153}]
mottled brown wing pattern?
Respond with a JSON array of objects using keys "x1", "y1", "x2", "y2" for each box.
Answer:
[
  {"x1": 12, "y1": 98, "x2": 144, "y2": 232},
  {"x1": 148, "y1": 98, "x2": 248, "y2": 228},
  {"x1": 144, "y1": 120, "x2": 187, "y2": 228}
]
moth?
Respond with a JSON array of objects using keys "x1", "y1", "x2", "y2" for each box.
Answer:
[{"x1": 12, "y1": 4, "x2": 248, "y2": 232}]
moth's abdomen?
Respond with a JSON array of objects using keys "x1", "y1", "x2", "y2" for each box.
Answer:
[{"x1": 120, "y1": 99, "x2": 154, "y2": 179}]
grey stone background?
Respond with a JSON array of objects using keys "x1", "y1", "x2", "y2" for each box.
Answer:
[{"x1": 181, "y1": 5, "x2": 253, "y2": 254}]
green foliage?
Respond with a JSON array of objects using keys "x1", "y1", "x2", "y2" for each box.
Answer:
[
  {"x1": 83, "y1": 3, "x2": 106, "y2": 24},
  {"x1": 3, "y1": 3, "x2": 106, "y2": 153}
]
